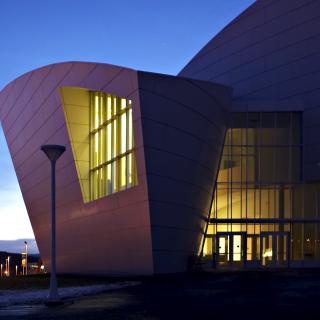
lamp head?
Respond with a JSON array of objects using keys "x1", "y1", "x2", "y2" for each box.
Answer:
[{"x1": 41, "y1": 145, "x2": 66, "y2": 162}]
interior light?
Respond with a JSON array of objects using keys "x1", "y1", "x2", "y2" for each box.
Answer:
[{"x1": 263, "y1": 248, "x2": 273, "y2": 258}]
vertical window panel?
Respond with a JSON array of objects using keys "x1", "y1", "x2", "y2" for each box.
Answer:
[
  {"x1": 112, "y1": 161, "x2": 117, "y2": 193},
  {"x1": 94, "y1": 94, "x2": 99, "y2": 129},
  {"x1": 113, "y1": 97, "x2": 117, "y2": 116},
  {"x1": 90, "y1": 92, "x2": 137, "y2": 201},
  {"x1": 107, "y1": 95, "x2": 112, "y2": 120},
  {"x1": 128, "y1": 109, "x2": 133, "y2": 150},
  {"x1": 121, "y1": 112, "x2": 127, "y2": 154},
  {"x1": 121, "y1": 98, "x2": 126, "y2": 110},
  {"x1": 100, "y1": 94, "x2": 104, "y2": 124},
  {"x1": 107, "y1": 123, "x2": 112, "y2": 161},
  {"x1": 99, "y1": 168, "x2": 104, "y2": 198},
  {"x1": 107, "y1": 163, "x2": 112, "y2": 195},
  {"x1": 113, "y1": 120, "x2": 117, "y2": 159},
  {"x1": 120, "y1": 156, "x2": 126, "y2": 189},
  {"x1": 128, "y1": 153, "x2": 133, "y2": 186},
  {"x1": 94, "y1": 132, "x2": 99, "y2": 167},
  {"x1": 93, "y1": 170, "x2": 99, "y2": 200}
]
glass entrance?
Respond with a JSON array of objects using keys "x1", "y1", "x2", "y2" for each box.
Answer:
[
  {"x1": 216, "y1": 232, "x2": 246, "y2": 267},
  {"x1": 217, "y1": 235, "x2": 229, "y2": 264},
  {"x1": 260, "y1": 232, "x2": 290, "y2": 267},
  {"x1": 246, "y1": 235, "x2": 260, "y2": 266}
]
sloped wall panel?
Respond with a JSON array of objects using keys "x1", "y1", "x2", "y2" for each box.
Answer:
[
  {"x1": 138, "y1": 72, "x2": 231, "y2": 273},
  {"x1": 0, "y1": 62, "x2": 153, "y2": 275}
]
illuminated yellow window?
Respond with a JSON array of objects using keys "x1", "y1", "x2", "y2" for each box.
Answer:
[
  {"x1": 107, "y1": 123, "x2": 112, "y2": 161},
  {"x1": 121, "y1": 112, "x2": 127, "y2": 154},
  {"x1": 89, "y1": 91, "x2": 138, "y2": 201},
  {"x1": 121, "y1": 98, "x2": 127, "y2": 110},
  {"x1": 107, "y1": 95, "x2": 112, "y2": 120},
  {"x1": 120, "y1": 156, "x2": 126, "y2": 189}
]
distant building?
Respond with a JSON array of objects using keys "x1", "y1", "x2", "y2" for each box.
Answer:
[{"x1": 1, "y1": 0, "x2": 320, "y2": 273}]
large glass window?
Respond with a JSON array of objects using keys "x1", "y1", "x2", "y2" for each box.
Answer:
[
  {"x1": 203, "y1": 112, "x2": 320, "y2": 263},
  {"x1": 89, "y1": 91, "x2": 137, "y2": 201},
  {"x1": 215, "y1": 112, "x2": 302, "y2": 221}
]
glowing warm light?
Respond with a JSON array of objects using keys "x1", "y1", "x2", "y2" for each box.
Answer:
[
  {"x1": 107, "y1": 124, "x2": 112, "y2": 161},
  {"x1": 263, "y1": 248, "x2": 273, "y2": 258},
  {"x1": 107, "y1": 96, "x2": 112, "y2": 120},
  {"x1": 113, "y1": 121, "x2": 117, "y2": 158},
  {"x1": 202, "y1": 112, "x2": 305, "y2": 266},
  {"x1": 95, "y1": 132, "x2": 98, "y2": 153},
  {"x1": 121, "y1": 112, "x2": 126, "y2": 154},
  {"x1": 95, "y1": 95, "x2": 99, "y2": 129},
  {"x1": 120, "y1": 156, "x2": 126, "y2": 189},
  {"x1": 233, "y1": 235, "x2": 242, "y2": 261},
  {"x1": 89, "y1": 91, "x2": 137, "y2": 201},
  {"x1": 219, "y1": 237, "x2": 226, "y2": 255},
  {"x1": 121, "y1": 98, "x2": 127, "y2": 110}
]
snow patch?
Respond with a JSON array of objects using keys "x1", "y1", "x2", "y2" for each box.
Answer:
[{"x1": 0, "y1": 281, "x2": 139, "y2": 307}]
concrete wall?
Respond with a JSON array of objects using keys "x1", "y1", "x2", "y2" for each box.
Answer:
[{"x1": 179, "y1": 0, "x2": 320, "y2": 182}]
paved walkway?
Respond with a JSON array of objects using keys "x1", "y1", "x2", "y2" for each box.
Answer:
[{"x1": 1, "y1": 270, "x2": 320, "y2": 319}]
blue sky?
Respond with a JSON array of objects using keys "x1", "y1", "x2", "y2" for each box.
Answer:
[{"x1": 0, "y1": 0, "x2": 255, "y2": 240}]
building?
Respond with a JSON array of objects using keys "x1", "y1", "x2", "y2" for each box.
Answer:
[
  {"x1": 179, "y1": 0, "x2": 320, "y2": 268},
  {"x1": 1, "y1": 0, "x2": 320, "y2": 273},
  {"x1": 0, "y1": 64, "x2": 231, "y2": 275}
]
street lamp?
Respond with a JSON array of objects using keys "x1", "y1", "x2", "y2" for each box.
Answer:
[
  {"x1": 0, "y1": 264, "x2": 2, "y2": 277},
  {"x1": 7, "y1": 256, "x2": 10, "y2": 277},
  {"x1": 24, "y1": 241, "x2": 28, "y2": 275},
  {"x1": 41, "y1": 144, "x2": 66, "y2": 304}
]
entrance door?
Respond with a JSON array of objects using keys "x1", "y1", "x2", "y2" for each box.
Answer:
[
  {"x1": 216, "y1": 233, "x2": 246, "y2": 267},
  {"x1": 217, "y1": 235, "x2": 229, "y2": 265},
  {"x1": 260, "y1": 232, "x2": 290, "y2": 267},
  {"x1": 246, "y1": 235, "x2": 260, "y2": 266}
]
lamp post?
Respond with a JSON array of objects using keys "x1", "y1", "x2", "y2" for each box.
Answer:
[
  {"x1": 0, "y1": 264, "x2": 2, "y2": 277},
  {"x1": 41, "y1": 144, "x2": 66, "y2": 304},
  {"x1": 24, "y1": 241, "x2": 28, "y2": 275},
  {"x1": 7, "y1": 256, "x2": 10, "y2": 277}
]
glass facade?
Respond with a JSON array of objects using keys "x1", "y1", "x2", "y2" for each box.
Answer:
[
  {"x1": 203, "y1": 112, "x2": 320, "y2": 266},
  {"x1": 89, "y1": 91, "x2": 137, "y2": 201}
]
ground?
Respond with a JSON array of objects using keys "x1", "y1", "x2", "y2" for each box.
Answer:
[{"x1": 1, "y1": 269, "x2": 320, "y2": 319}]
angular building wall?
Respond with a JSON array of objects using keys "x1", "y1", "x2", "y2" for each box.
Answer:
[
  {"x1": 179, "y1": 0, "x2": 320, "y2": 182},
  {"x1": 0, "y1": 62, "x2": 154, "y2": 275},
  {"x1": 0, "y1": 62, "x2": 231, "y2": 274},
  {"x1": 138, "y1": 72, "x2": 231, "y2": 272}
]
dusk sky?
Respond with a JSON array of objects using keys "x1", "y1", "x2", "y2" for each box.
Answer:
[{"x1": 0, "y1": 0, "x2": 255, "y2": 240}]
